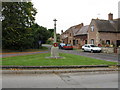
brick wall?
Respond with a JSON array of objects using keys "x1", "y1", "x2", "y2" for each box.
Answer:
[
  {"x1": 99, "y1": 32, "x2": 120, "y2": 46},
  {"x1": 88, "y1": 20, "x2": 98, "y2": 45}
]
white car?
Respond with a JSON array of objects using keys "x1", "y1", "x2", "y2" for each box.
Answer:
[
  {"x1": 59, "y1": 43, "x2": 66, "y2": 49},
  {"x1": 82, "y1": 44, "x2": 101, "y2": 53}
]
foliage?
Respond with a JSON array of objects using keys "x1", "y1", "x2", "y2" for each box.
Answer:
[
  {"x1": 2, "y1": 2, "x2": 37, "y2": 51},
  {"x1": 46, "y1": 39, "x2": 53, "y2": 44},
  {"x1": 2, "y1": 2, "x2": 60, "y2": 51},
  {"x1": 48, "y1": 29, "x2": 54, "y2": 38},
  {"x1": 31, "y1": 24, "x2": 50, "y2": 48}
]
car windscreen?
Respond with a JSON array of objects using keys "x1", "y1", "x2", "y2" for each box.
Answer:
[
  {"x1": 90, "y1": 45, "x2": 97, "y2": 47},
  {"x1": 66, "y1": 44, "x2": 72, "y2": 46}
]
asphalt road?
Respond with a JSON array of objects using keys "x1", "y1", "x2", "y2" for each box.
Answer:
[{"x1": 2, "y1": 71, "x2": 118, "y2": 88}]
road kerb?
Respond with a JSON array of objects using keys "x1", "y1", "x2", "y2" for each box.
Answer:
[{"x1": 1, "y1": 68, "x2": 119, "y2": 74}]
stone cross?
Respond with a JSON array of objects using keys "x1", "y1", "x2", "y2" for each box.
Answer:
[
  {"x1": 50, "y1": 19, "x2": 59, "y2": 58},
  {"x1": 53, "y1": 19, "x2": 57, "y2": 43}
]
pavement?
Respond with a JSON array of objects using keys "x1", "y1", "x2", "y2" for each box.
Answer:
[{"x1": 2, "y1": 71, "x2": 118, "y2": 88}]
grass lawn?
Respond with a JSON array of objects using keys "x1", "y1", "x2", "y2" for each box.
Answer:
[{"x1": 2, "y1": 53, "x2": 117, "y2": 66}]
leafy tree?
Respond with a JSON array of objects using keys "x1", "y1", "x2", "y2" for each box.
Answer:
[
  {"x1": 48, "y1": 29, "x2": 54, "y2": 38},
  {"x1": 31, "y1": 23, "x2": 49, "y2": 49},
  {"x1": 2, "y1": 2, "x2": 37, "y2": 50}
]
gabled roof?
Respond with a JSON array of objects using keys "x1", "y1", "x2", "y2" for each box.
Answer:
[
  {"x1": 93, "y1": 19, "x2": 120, "y2": 32},
  {"x1": 75, "y1": 25, "x2": 89, "y2": 36},
  {"x1": 66, "y1": 23, "x2": 83, "y2": 35}
]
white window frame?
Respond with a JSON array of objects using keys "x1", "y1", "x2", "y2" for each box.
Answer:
[
  {"x1": 91, "y1": 39, "x2": 94, "y2": 44},
  {"x1": 91, "y1": 25, "x2": 94, "y2": 32}
]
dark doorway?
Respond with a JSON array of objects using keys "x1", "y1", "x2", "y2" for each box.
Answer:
[
  {"x1": 73, "y1": 40, "x2": 75, "y2": 45},
  {"x1": 85, "y1": 40, "x2": 87, "y2": 44},
  {"x1": 116, "y1": 40, "x2": 120, "y2": 47}
]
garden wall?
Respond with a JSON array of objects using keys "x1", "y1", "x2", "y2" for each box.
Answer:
[{"x1": 101, "y1": 47, "x2": 120, "y2": 54}]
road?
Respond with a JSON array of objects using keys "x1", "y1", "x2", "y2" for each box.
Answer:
[{"x1": 2, "y1": 71, "x2": 118, "y2": 88}]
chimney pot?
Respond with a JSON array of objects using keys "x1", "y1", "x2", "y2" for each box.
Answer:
[
  {"x1": 108, "y1": 13, "x2": 113, "y2": 20},
  {"x1": 61, "y1": 30, "x2": 63, "y2": 34},
  {"x1": 81, "y1": 23, "x2": 84, "y2": 26}
]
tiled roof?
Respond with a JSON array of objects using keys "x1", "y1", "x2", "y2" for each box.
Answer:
[
  {"x1": 75, "y1": 25, "x2": 89, "y2": 36},
  {"x1": 67, "y1": 23, "x2": 83, "y2": 35}
]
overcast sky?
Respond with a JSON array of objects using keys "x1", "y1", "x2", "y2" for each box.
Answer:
[{"x1": 32, "y1": 0, "x2": 119, "y2": 34}]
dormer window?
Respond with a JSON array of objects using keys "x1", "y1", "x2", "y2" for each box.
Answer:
[{"x1": 91, "y1": 25, "x2": 94, "y2": 31}]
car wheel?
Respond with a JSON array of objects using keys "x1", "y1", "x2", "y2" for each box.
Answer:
[
  {"x1": 91, "y1": 50, "x2": 94, "y2": 53},
  {"x1": 83, "y1": 49, "x2": 86, "y2": 52},
  {"x1": 98, "y1": 51, "x2": 101, "y2": 53}
]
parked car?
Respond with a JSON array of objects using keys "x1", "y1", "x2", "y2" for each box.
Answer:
[
  {"x1": 59, "y1": 43, "x2": 65, "y2": 49},
  {"x1": 82, "y1": 44, "x2": 101, "y2": 53},
  {"x1": 63, "y1": 44, "x2": 73, "y2": 50}
]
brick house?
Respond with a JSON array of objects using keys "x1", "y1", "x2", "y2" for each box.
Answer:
[
  {"x1": 88, "y1": 13, "x2": 120, "y2": 47},
  {"x1": 74, "y1": 25, "x2": 89, "y2": 48},
  {"x1": 60, "y1": 23, "x2": 83, "y2": 45}
]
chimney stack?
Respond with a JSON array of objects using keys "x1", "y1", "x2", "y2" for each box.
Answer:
[
  {"x1": 81, "y1": 23, "x2": 84, "y2": 26},
  {"x1": 108, "y1": 13, "x2": 113, "y2": 20},
  {"x1": 61, "y1": 30, "x2": 63, "y2": 34}
]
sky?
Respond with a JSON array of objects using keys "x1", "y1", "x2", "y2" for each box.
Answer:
[{"x1": 32, "y1": 0, "x2": 120, "y2": 34}]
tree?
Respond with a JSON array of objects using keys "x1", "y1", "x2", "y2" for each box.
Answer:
[
  {"x1": 2, "y1": 2, "x2": 37, "y2": 50},
  {"x1": 48, "y1": 29, "x2": 54, "y2": 38},
  {"x1": 31, "y1": 23, "x2": 50, "y2": 49}
]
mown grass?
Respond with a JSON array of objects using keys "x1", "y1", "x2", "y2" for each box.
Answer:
[{"x1": 2, "y1": 53, "x2": 117, "y2": 66}]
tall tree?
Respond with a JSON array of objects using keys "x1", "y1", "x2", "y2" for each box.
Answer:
[
  {"x1": 31, "y1": 23, "x2": 49, "y2": 48},
  {"x1": 2, "y1": 2, "x2": 37, "y2": 50},
  {"x1": 48, "y1": 29, "x2": 54, "y2": 38}
]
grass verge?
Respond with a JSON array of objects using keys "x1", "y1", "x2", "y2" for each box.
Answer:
[{"x1": 2, "y1": 53, "x2": 117, "y2": 66}]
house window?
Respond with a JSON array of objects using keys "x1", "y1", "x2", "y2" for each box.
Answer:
[
  {"x1": 70, "y1": 33, "x2": 71, "y2": 36},
  {"x1": 70, "y1": 40, "x2": 71, "y2": 44},
  {"x1": 91, "y1": 25, "x2": 94, "y2": 31},
  {"x1": 91, "y1": 39, "x2": 94, "y2": 44},
  {"x1": 106, "y1": 40, "x2": 110, "y2": 45},
  {"x1": 76, "y1": 40, "x2": 78, "y2": 44}
]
